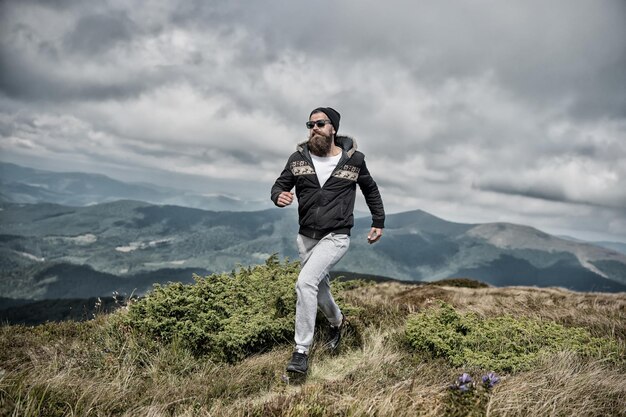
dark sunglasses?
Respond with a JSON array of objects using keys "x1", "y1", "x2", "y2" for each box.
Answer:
[{"x1": 306, "y1": 119, "x2": 332, "y2": 129}]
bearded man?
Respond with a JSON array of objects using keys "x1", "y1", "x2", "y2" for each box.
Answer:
[{"x1": 271, "y1": 106, "x2": 385, "y2": 374}]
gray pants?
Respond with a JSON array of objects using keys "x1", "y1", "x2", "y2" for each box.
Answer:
[{"x1": 294, "y1": 233, "x2": 350, "y2": 353}]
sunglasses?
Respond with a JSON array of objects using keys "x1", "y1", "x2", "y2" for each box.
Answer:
[{"x1": 306, "y1": 119, "x2": 332, "y2": 129}]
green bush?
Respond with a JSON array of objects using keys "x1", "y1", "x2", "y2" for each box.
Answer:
[
  {"x1": 406, "y1": 302, "x2": 622, "y2": 372},
  {"x1": 123, "y1": 255, "x2": 299, "y2": 362}
]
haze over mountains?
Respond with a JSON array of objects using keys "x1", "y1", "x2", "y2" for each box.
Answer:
[
  {"x1": 1, "y1": 161, "x2": 625, "y2": 306},
  {"x1": 0, "y1": 162, "x2": 273, "y2": 211}
]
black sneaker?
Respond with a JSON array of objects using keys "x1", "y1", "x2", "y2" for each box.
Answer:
[
  {"x1": 327, "y1": 313, "x2": 346, "y2": 351},
  {"x1": 286, "y1": 350, "x2": 308, "y2": 374}
]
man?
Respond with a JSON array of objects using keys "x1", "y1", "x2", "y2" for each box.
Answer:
[{"x1": 271, "y1": 106, "x2": 385, "y2": 374}]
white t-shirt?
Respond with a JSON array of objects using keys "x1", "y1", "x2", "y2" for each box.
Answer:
[{"x1": 311, "y1": 153, "x2": 342, "y2": 187}]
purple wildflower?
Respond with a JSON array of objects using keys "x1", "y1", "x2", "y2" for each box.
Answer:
[
  {"x1": 481, "y1": 372, "x2": 500, "y2": 388},
  {"x1": 449, "y1": 373, "x2": 474, "y2": 392},
  {"x1": 458, "y1": 383, "x2": 471, "y2": 392},
  {"x1": 458, "y1": 373, "x2": 473, "y2": 384}
]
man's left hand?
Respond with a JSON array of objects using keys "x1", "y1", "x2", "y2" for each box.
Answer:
[{"x1": 367, "y1": 227, "x2": 383, "y2": 244}]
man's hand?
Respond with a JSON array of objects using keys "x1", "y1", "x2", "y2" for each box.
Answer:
[
  {"x1": 367, "y1": 227, "x2": 383, "y2": 244},
  {"x1": 277, "y1": 191, "x2": 294, "y2": 207}
]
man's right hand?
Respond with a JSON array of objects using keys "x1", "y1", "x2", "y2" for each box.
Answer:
[{"x1": 277, "y1": 191, "x2": 294, "y2": 207}]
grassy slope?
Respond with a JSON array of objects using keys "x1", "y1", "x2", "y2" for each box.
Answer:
[{"x1": 1, "y1": 282, "x2": 625, "y2": 417}]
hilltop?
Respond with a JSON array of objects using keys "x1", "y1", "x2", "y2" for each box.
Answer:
[{"x1": 1, "y1": 260, "x2": 624, "y2": 416}]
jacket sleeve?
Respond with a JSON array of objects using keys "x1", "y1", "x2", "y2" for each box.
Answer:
[
  {"x1": 270, "y1": 158, "x2": 296, "y2": 206},
  {"x1": 357, "y1": 159, "x2": 385, "y2": 228}
]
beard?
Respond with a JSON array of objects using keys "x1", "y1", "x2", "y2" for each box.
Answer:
[{"x1": 308, "y1": 133, "x2": 333, "y2": 157}]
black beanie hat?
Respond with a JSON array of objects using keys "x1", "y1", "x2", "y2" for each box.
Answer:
[{"x1": 310, "y1": 107, "x2": 340, "y2": 133}]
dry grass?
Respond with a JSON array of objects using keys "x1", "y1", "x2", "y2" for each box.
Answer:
[
  {"x1": 487, "y1": 351, "x2": 626, "y2": 416},
  {"x1": 387, "y1": 283, "x2": 626, "y2": 342},
  {"x1": 1, "y1": 282, "x2": 625, "y2": 416}
]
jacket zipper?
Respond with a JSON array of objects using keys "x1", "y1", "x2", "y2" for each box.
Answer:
[{"x1": 303, "y1": 147, "x2": 349, "y2": 238}]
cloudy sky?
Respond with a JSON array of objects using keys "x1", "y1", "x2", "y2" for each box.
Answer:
[{"x1": 1, "y1": 0, "x2": 625, "y2": 242}]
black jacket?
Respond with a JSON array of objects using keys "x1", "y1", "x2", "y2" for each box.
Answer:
[{"x1": 271, "y1": 136, "x2": 385, "y2": 239}]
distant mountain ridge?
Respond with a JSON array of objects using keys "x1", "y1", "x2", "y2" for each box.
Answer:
[
  {"x1": 589, "y1": 241, "x2": 626, "y2": 255},
  {"x1": 347, "y1": 210, "x2": 626, "y2": 290},
  {"x1": 558, "y1": 235, "x2": 626, "y2": 256},
  {"x1": 2, "y1": 161, "x2": 625, "y2": 297},
  {"x1": 0, "y1": 161, "x2": 271, "y2": 211},
  {"x1": 1, "y1": 199, "x2": 625, "y2": 301},
  {"x1": 467, "y1": 223, "x2": 625, "y2": 279},
  {"x1": 0, "y1": 200, "x2": 300, "y2": 300}
]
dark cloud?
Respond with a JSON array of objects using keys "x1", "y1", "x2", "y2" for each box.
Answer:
[
  {"x1": 0, "y1": 49, "x2": 163, "y2": 101},
  {"x1": 567, "y1": 52, "x2": 626, "y2": 120},
  {"x1": 63, "y1": 12, "x2": 137, "y2": 54},
  {"x1": 476, "y1": 178, "x2": 626, "y2": 211},
  {"x1": 232, "y1": 0, "x2": 626, "y2": 122},
  {"x1": 477, "y1": 182, "x2": 572, "y2": 206},
  {"x1": 16, "y1": 0, "x2": 83, "y2": 10},
  {"x1": 3, "y1": 0, "x2": 622, "y2": 119}
]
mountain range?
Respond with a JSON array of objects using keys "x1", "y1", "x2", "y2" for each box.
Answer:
[
  {"x1": 1, "y1": 162, "x2": 626, "y2": 305},
  {"x1": 0, "y1": 161, "x2": 273, "y2": 211}
]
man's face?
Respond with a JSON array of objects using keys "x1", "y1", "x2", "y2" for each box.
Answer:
[{"x1": 308, "y1": 112, "x2": 335, "y2": 157}]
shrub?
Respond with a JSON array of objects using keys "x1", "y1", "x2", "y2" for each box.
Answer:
[
  {"x1": 406, "y1": 302, "x2": 622, "y2": 372},
  {"x1": 123, "y1": 255, "x2": 299, "y2": 362}
]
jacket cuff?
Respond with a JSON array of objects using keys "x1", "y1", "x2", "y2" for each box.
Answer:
[{"x1": 371, "y1": 219, "x2": 385, "y2": 229}]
